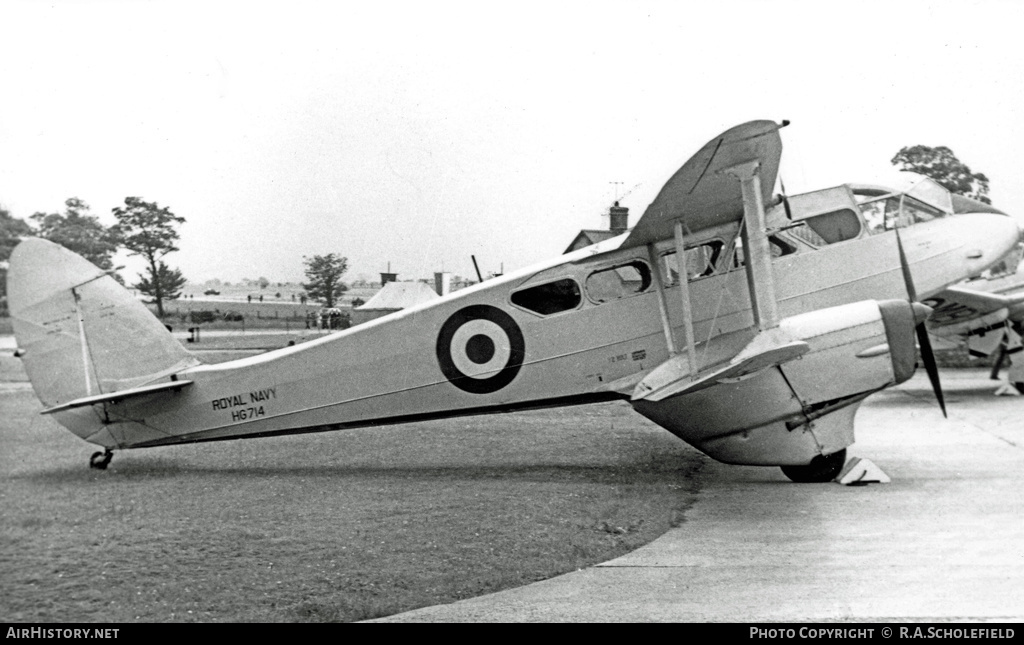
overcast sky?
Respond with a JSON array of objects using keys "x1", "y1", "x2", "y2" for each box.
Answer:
[{"x1": 2, "y1": 0, "x2": 1023, "y2": 285}]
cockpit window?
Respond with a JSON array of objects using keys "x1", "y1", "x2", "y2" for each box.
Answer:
[
  {"x1": 898, "y1": 197, "x2": 944, "y2": 226},
  {"x1": 904, "y1": 177, "x2": 954, "y2": 214},
  {"x1": 860, "y1": 197, "x2": 900, "y2": 234},
  {"x1": 585, "y1": 261, "x2": 652, "y2": 303},
  {"x1": 510, "y1": 278, "x2": 581, "y2": 315},
  {"x1": 860, "y1": 195, "x2": 946, "y2": 234}
]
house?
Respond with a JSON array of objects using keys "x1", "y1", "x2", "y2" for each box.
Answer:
[{"x1": 563, "y1": 202, "x2": 630, "y2": 254}]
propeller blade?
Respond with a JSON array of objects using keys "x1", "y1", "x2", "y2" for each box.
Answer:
[
  {"x1": 990, "y1": 337, "x2": 1009, "y2": 380},
  {"x1": 894, "y1": 226, "x2": 917, "y2": 302},
  {"x1": 916, "y1": 323, "x2": 947, "y2": 418},
  {"x1": 896, "y1": 225, "x2": 946, "y2": 417}
]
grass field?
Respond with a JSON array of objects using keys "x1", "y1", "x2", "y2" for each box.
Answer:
[
  {"x1": 0, "y1": 332, "x2": 705, "y2": 622},
  {"x1": 176, "y1": 282, "x2": 380, "y2": 307}
]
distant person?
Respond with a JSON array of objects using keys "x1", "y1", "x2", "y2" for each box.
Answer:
[
  {"x1": 259, "y1": 295, "x2": 263, "y2": 303},
  {"x1": 247, "y1": 295, "x2": 252, "y2": 303}
]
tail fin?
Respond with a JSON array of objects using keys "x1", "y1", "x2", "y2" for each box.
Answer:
[{"x1": 7, "y1": 238, "x2": 200, "y2": 412}]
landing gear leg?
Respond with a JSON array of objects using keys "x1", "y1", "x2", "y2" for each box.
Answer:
[
  {"x1": 780, "y1": 449, "x2": 846, "y2": 483},
  {"x1": 89, "y1": 449, "x2": 113, "y2": 470}
]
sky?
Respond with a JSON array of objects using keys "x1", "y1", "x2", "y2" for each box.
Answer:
[{"x1": 2, "y1": 0, "x2": 1024, "y2": 285}]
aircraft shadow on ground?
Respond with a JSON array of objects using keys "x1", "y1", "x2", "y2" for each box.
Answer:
[{"x1": 11, "y1": 452, "x2": 707, "y2": 487}]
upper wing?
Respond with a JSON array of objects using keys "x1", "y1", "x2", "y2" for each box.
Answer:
[{"x1": 621, "y1": 120, "x2": 785, "y2": 249}]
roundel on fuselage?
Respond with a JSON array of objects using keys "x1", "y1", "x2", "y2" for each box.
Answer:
[{"x1": 436, "y1": 305, "x2": 525, "y2": 394}]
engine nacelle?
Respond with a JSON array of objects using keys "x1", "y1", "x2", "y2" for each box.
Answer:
[{"x1": 632, "y1": 299, "x2": 924, "y2": 466}]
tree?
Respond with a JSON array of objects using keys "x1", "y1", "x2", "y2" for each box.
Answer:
[
  {"x1": 135, "y1": 261, "x2": 187, "y2": 304},
  {"x1": 302, "y1": 253, "x2": 349, "y2": 308},
  {"x1": 0, "y1": 206, "x2": 34, "y2": 315},
  {"x1": 891, "y1": 145, "x2": 991, "y2": 204},
  {"x1": 111, "y1": 196, "x2": 186, "y2": 317},
  {"x1": 31, "y1": 197, "x2": 121, "y2": 276}
]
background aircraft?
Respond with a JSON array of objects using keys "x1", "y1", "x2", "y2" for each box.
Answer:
[
  {"x1": 8, "y1": 121, "x2": 1021, "y2": 481},
  {"x1": 924, "y1": 252, "x2": 1024, "y2": 393}
]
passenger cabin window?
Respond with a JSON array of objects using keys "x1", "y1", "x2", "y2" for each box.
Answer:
[
  {"x1": 510, "y1": 278, "x2": 581, "y2": 315},
  {"x1": 786, "y1": 209, "x2": 862, "y2": 246},
  {"x1": 660, "y1": 241, "x2": 724, "y2": 285},
  {"x1": 731, "y1": 236, "x2": 793, "y2": 268},
  {"x1": 585, "y1": 261, "x2": 651, "y2": 303}
]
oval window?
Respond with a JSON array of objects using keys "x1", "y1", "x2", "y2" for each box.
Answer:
[{"x1": 510, "y1": 278, "x2": 581, "y2": 315}]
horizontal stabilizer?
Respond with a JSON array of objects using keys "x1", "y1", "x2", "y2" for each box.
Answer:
[
  {"x1": 632, "y1": 334, "x2": 809, "y2": 402},
  {"x1": 41, "y1": 379, "x2": 193, "y2": 415}
]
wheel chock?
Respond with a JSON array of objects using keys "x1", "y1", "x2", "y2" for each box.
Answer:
[
  {"x1": 834, "y1": 457, "x2": 890, "y2": 485},
  {"x1": 994, "y1": 381, "x2": 1021, "y2": 396}
]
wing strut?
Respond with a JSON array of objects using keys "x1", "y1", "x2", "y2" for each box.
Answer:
[
  {"x1": 727, "y1": 159, "x2": 780, "y2": 331},
  {"x1": 673, "y1": 221, "x2": 699, "y2": 379},
  {"x1": 646, "y1": 243, "x2": 678, "y2": 356}
]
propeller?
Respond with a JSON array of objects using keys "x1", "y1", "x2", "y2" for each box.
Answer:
[
  {"x1": 895, "y1": 226, "x2": 947, "y2": 417},
  {"x1": 990, "y1": 337, "x2": 1010, "y2": 381}
]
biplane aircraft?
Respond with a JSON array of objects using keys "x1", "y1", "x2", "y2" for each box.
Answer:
[{"x1": 8, "y1": 120, "x2": 1021, "y2": 482}]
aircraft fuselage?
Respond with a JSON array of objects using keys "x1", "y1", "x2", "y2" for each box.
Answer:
[{"x1": 58, "y1": 209, "x2": 1018, "y2": 455}]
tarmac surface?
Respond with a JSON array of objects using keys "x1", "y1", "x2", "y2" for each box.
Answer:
[{"x1": 377, "y1": 370, "x2": 1024, "y2": 622}]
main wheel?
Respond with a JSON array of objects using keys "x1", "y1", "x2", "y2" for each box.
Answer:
[
  {"x1": 89, "y1": 450, "x2": 112, "y2": 470},
  {"x1": 780, "y1": 449, "x2": 846, "y2": 483}
]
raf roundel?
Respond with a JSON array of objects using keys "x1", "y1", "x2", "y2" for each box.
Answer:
[{"x1": 436, "y1": 305, "x2": 526, "y2": 394}]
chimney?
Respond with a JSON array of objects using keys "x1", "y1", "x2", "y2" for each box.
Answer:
[
  {"x1": 434, "y1": 272, "x2": 451, "y2": 296},
  {"x1": 609, "y1": 201, "x2": 629, "y2": 233}
]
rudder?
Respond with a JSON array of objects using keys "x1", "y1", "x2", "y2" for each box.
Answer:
[{"x1": 7, "y1": 238, "x2": 200, "y2": 413}]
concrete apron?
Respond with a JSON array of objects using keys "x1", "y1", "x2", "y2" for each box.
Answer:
[{"x1": 378, "y1": 370, "x2": 1024, "y2": 622}]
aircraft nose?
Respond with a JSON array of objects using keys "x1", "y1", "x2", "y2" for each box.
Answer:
[{"x1": 959, "y1": 212, "x2": 1022, "y2": 270}]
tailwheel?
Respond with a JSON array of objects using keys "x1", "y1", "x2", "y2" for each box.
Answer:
[
  {"x1": 780, "y1": 449, "x2": 846, "y2": 483},
  {"x1": 89, "y1": 449, "x2": 113, "y2": 470}
]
